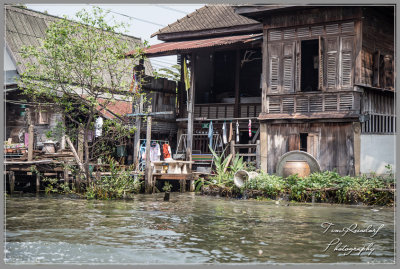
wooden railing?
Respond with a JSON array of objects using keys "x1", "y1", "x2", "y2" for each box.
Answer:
[
  {"x1": 266, "y1": 91, "x2": 360, "y2": 114},
  {"x1": 182, "y1": 103, "x2": 262, "y2": 119}
]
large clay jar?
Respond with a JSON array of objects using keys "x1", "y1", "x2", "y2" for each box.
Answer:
[{"x1": 282, "y1": 160, "x2": 310, "y2": 178}]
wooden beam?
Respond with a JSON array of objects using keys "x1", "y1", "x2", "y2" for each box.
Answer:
[
  {"x1": 234, "y1": 49, "x2": 241, "y2": 118},
  {"x1": 145, "y1": 105, "x2": 153, "y2": 194},
  {"x1": 65, "y1": 135, "x2": 86, "y2": 176}
]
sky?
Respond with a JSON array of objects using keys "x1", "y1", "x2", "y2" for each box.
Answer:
[{"x1": 26, "y1": 4, "x2": 205, "y2": 72}]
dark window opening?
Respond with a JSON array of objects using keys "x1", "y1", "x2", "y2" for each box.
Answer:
[
  {"x1": 300, "y1": 133, "x2": 308, "y2": 152},
  {"x1": 301, "y1": 39, "x2": 319, "y2": 92}
]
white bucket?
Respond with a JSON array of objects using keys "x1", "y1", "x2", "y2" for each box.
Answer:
[{"x1": 233, "y1": 170, "x2": 258, "y2": 188}]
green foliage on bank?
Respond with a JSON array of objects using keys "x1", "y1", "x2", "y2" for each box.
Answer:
[{"x1": 198, "y1": 151, "x2": 395, "y2": 206}]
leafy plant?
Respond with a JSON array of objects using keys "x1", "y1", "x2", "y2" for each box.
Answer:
[{"x1": 162, "y1": 182, "x2": 172, "y2": 192}]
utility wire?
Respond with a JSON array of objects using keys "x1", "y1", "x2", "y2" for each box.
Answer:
[
  {"x1": 156, "y1": 5, "x2": 188, "y2": 14},
  {"x1": 87, "y1": 4, "x2": 166, "y2": 27}
]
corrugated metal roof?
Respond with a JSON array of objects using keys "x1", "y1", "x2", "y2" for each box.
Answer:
[
  {"x1": 127, "y1": 33, "x2": 263, "y2": 57},
  {"x1": 5, "y1": 5, "x2": 153, "y2": 78},
  {"x1": 151, "y1": 5, "x2": 260, "y2": 38}
]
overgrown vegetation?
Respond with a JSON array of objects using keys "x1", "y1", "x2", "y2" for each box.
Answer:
[{"x1": 197, "y1": 151, "x2": 395, "y2": 206}]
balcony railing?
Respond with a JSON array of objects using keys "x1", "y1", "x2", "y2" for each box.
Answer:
[{"x1": 182, "y1": 103, "x2": 261, "y2": 119}]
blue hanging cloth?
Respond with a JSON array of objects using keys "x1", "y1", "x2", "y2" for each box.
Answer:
[{"x1": 208, "y1": 121, "x2": 213, "y2": 149}]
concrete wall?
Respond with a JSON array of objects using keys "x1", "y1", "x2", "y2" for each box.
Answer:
[{"x1": 360, "y1": 134, "x2": 395, "y2": 175}]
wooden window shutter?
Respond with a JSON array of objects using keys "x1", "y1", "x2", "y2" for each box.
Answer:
[
  {"x1": 295, "y1": 41, "x2": 301, "y2": 91},
  {"x1": 307, "y1": 133, "x2": 319, "y2": 159},
  {"x1": 268, "y1": 44, "x2": 281, "y2": 93},
  {"x1": 318, "y1": 36, "x2": 325, "y2": 90},
  {"x1": 288, "y1": 134, "x2": 300, "y2": 151},
  {"x1": 283, "y1": 42, "x2": 296, "y2": 93},
  {"x1": 372, "y1": 50, "x2": 380, "y2": 87},
  {"x1": 326, "y1": 37, "x2": 339, "y2": 89},
  {"x1": 340, "y1": 36, "x2": 353, "y2": 88}
]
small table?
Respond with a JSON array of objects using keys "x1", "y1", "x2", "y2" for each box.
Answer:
[{"x1": 151, "y1": 160, "x2": 194, "y2": 175}]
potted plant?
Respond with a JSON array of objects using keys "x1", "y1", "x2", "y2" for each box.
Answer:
[{"x1": 163, "y1": 182, "x2": 172, "y2": 201}]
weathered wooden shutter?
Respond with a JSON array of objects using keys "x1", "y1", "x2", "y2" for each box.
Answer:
[
  {"x1": 295, "y1": 41, "x2": 301, "y2": 91},
  {"x1": 318, "y1": 36, "x2": 324, "y2": 90},
  {"x1": 307, "y1": 133, "x2": 319, "y2": 159},
  {"x1": 268, "y1": 44, "x2": 281, "y2": 93},
  {"x1": 326, "y1": 37, "x2": 339, "y2": 90},
  {"x1": 283, "y1": 42, "x2": 296, "y2": 93},
  {"x1": 340, "y1": 36, "x2": 353, "y2": 88},
  {"x1": 288, "y1": 134, "x2": 300, "y2": 151},
  {"x1": 372, "y1": 50, "x2": 380, "y2": 87}
]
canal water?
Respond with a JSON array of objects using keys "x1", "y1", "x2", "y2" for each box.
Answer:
[{"x1": 5, "y1": 193, "x2": 395, "y2": 264}]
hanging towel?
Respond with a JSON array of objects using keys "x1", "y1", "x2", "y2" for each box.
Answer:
[
  {"x1": 222, "y1": 121, "x2": 227, "y2": 144},
  {"x1": 228, "y1": 121, "x2": 233, "y2": 142},
  {"x1": 163, "y1": 144, "x2": 171, "y2": 159},
  {"x1": 208, "y1": 121, "x2": 213, "y2": 149},
  {"x1": 236, "y1": 120, "x2": 240, "y2": 143},
  {"x1": 248, "y1": 119, "x2": 252, "y2": 138},
  {"x1": 95, "y1": 117, "x2": 103, "y2": 137}
]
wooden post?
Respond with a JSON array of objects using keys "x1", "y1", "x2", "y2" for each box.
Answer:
[
  {"x1": 234, "y1": 49, "x2": 240, "y2": 118},
  {"x1": 353, "y1": 122, "x2": 361, "y2": 176},
  {"x1": 36, "y1": 172, "x2": 40, "y2": 194},
  {"x1": 256, "y1": 140, "x2": 261, "y2": 169},
  {"x1": 9, "y1": 171, "x2": 15, "y2": 195},
  {"x1": 145, "y1": 105, "x2": 153, "y2": 194},
  {"x1": 63, "y1": 167, "x2": 69, "y2": 184},
  {"x1": 27, "y1": 125, "x2": 34, "y2": 161},
  {"x1": 186, "y1": 54, "x2": 194, "y2": 163},
  {"x1": 25, "y1": 108, "x2": 34, "y2": 161},
  {"x1": 134, "y1": 95, "x2": 143, "y2": 171},
  {"x1": 260, "y1": 123, "x2": 268, "y2": 172},
  {"x1": 77, "y1": 126, "x2": 84, "y2": 163},
  {"x1": 133, "y1": 60, "x2": 144, "y2": 170}
]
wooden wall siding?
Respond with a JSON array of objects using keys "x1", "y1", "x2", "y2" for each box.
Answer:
[
  {"x1": 267, "y1": 122, "x2": 355, "y2": 176},
  {"x1": 266, "y1": 91, "x2": 360, "y2": 114},
  {"x1": 263, "y1": 7, "x2": 362, "y2": 30},
  {"x1": 265, "y1": 21, "x2": 357, "y2": 95},
  {"x1": 360, "y1": 8, "x2": 394, "y2": 89},
  {"x1": 360, "y1": 90, "x2": 395, "y2": 134}
]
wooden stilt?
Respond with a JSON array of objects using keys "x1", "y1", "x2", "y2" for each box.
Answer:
[
  {"x1": 189, "y1": 179, "x2": 195, "y2": 192},
  {"x1": 28, "y1": 125, "x2": 34, "y2": 161},
  {"x1": 63, "y1": 167, "x2": 69, "y2": 184},
  {"x1": 36, "y1": 172, "x2": 40, "y2": 194},
  {"x1": 180, "y1": 179, "x2": 186, "y2": 192},
  {"x1": 9, "y1": 171, "x2": 15, "y2": 195}
]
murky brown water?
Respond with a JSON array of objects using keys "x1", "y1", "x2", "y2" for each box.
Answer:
[{"x1": 5, "y1": 193, "x2": 395, "y2": 264}]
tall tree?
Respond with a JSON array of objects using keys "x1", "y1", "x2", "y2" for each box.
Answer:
[{"x1": 19, "y1": 7, "x2": 147, "y2": 181}]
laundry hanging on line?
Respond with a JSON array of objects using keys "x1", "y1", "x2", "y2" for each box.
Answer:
[
  {"x1": 248, "y1": 119, "x2": 252, "y2": 138},
  {"x1": 208, "y1": 120, "x2": 214, "y2": 149},
  {"x1": 222, "y1": 121, "x2": 227, "y2": 144},
  {"x1": 236, "y1": 120, "x2": 239, "y2": 143}
]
